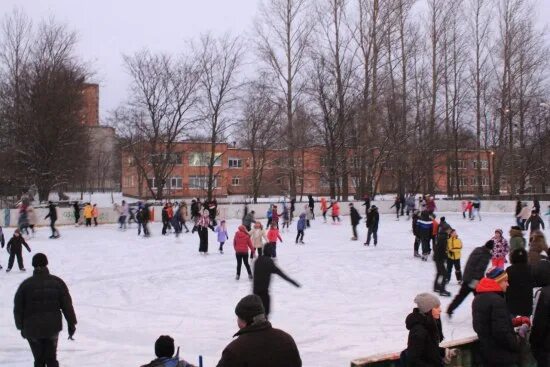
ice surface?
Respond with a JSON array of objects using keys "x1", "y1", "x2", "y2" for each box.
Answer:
[{"x1": 0, "y1": 212, "x2": 531, "y2": 366}]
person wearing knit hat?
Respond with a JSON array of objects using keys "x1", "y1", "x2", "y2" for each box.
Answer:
[
  {"x1": 447, "y1": 240, "x2": 494, "y2": 317},
  {"x1": 14, "y1": 252, "x2": 77, "y2": 366},
  {"x1": 491, "y1": 228, "x2": 509, "y2": 269},
  {"x1": 140, "y1": 335, "x2": 196, "y2": 367},
  {"x1": 472, "y1": 266, "x2": 520, "y2": 365},
  {"x1": 217, "y1": 295, "x2": 302, "y2": 367},
  {"x1": 405, "y1": 293, "x2": 457, "y2": 365}
]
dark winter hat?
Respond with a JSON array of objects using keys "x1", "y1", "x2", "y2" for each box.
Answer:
[
  {"x1": 235, "y1": 295, "x2": 265, "y2": 324},
  {"x1": 32, "y1": 253, "x2": 48, "y2": 268},
  {"x1": 154, "y1": 335, "x2": 175, "y2": 358},
  {"x1": 510, "y1": 248, "x2": 528, "y2": 265},
  {"x1": 440, "y1": 216, "x2": 446, "y2": 222},
  {"x1": 486, "y1": 267, "x2": 508, "y2": 283},
  {"x1": 414, "y1": 293, "x2": 440, "y2": 314},
  {"x1": 484, "y1": 240, "x2": 495, "y2": 250},
  {"x1": 511, "y1": 225, "x2": 522, "y2": 231}
]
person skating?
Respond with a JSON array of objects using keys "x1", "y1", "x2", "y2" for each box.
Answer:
[
  {"x1": 404, "y1": 293, "x2": 458, "y2": 366},
  {"x1": 140, "y1": 335, "x2": 196, "y2": 367},
  {"x1": 83, "y1": 203, "x2": 93, "y2": 227},
  {"x1": 296, "y1": 213, "x2": 306, "y2": 244},
  {"x1": 472, "y1": 267, "x2": 521, "y2": 366},
  {"x1": 265, "y1": 223, "x2": 283, "y2": 258},
  {"x1": 526, "y1": 210, "x2": 545, "y2": 233},
  {"x1": 461, "y1": 200, "x2": 468, "y2": 219},
  {"x1": 307, "y1": 194, "x2": 315, "y2": 220},
  {"x1": 534, "y1": 196, "x2": 541, "y2": 214},
  {"x1": 216, "y1": 220, "x2": 229, "y2": 254},
  {"x1": 433, "y1": 217, "x2": 452, "y2": 297},
  {"x1": 161, "y1": 204, "x2": 170, "y2": 235},
  {"x1": 27, "y1": 205, "x2": 37, "y2": 235},
  {"x1": 234, "y1": 225, "x2": 255, "y2": 280},
  {"x1": 515, "y1": 199, "x2": 523, "y2": 227},
  {"x1": 142, "y1": 203, "x2": 151, "y2": 237},
  {"x1": 14, "y1": 253, "x2": 77, "y2": 367},
  {"x1": 405, "y1": 195, "x2": 415, "y2": 219},
  {"x1": 426, "y1": 196, "x2": 437, "y2": 214},
  {"x1": 249, "y1": 222, "x2": 268, "y2": 256},
  {"x1": 349, "y1": 203, "x2": 362, "y2": 241},
  {"x1": 417, "y1": 211, "x2": 433, "y2": 261},
  {"x1": 6, "y1": 229, "x2": 31, "y2": 272},
  {"x1": 431, "y1": 214, "x2": 439, "y2": 253},
  {"x1": 365, "y1": 205, "x2": 379, "y2": 246},
  {"x1": 178, "y1": 202, "x2": 190, "y2": 233},
  {"x1": 509, "y1": 225, "x2": 526, "y2": 253},
  {"x1": 253, "y1": 245, "x2": 300, "y2": 317},
  {"x1": 471, "y1": 197, "x2": 481, "y2": 221},
  {"x1": 281, "y1": 204, "x2": 290, "y2": 231},
  {"x1": 445, "y1": 229, "x2": 462, "y2": 284},
  {"x1": 304, "y1": 204, "x2": 313, "y2": 228},
  {"x1": 0, "y1": 225, "x2": 4, "y2": 269},
  {"x1": 92, "y1": 204, "x2": 99, "y2": 226},
  {"x1": 390, "y1": 196, "x2": 401, "y2": 220},
  {"x1": 290, "y1": 198, "x2": 296, "y2": 223},
  {"x1": 327, "y1": 200, "x2": 340, "y2": 223},
  {"x1": 197, "y1": 209, "x2": 213, "y2": 254},
  {"x1": 528, "y1": 230, "x2": 548, "y2": 266},
  {"x1": 266, "y1": 204, "x2": 273, "y2": 228},
  {"x1": 447, "y1": 240, "x2": 494, "y2": 317},
  {"x1": 216, "y1": 295, "x2": 302, "y2": 367},
  {"x1": 18, "y1": 203, "x2": 30, "y2": 235},
  {"x1": 517, "y1": 203, "x2": 531, "y2": 230},
  {"x1": 44, "y1": 201, "x2": 59, "y2": 239},
  {"x1": 412, "y1": 210, "x2": 421, "y2": 256},
  {"x1": 72, "y1": 201, "x2": 80, "y2": 226},
  {"x1": 505, "y1": 248, "x2": 533, "y2": 317},
  {"x1": 491, "y1": 228, "x2": 509, "y2": 268},
  {"x1": 243, "y1": 210, "x2": 256, "y2": 232},
  {"x1": 320, "y1": 197, "x2": 328, "y2": 222},
  {"x1": 208, "y1": 198, "x2": 218, "y2": 227},
  {"x1": 362, "y1": 195, "x2": 371, "y2": 216}
]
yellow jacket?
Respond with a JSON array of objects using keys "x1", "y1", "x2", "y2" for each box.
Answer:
[
  {"x1": 83, "y1": 205, "x2": 93, "y2": 219},
  {"x1": 447, "y1": 237, "x2": 462, "y2": 260}
]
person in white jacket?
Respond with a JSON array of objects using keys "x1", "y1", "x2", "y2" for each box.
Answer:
[
  {"x1": 249, "y1": 222, "x2": 268, "y2": 257},
  {"x1": 517, "y1": 203, "x2": 532, "y2": 230}
]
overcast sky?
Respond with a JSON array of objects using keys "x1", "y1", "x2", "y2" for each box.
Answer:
[{"x1": 0, "y1": 0, "x2": 548, "y2": 122}]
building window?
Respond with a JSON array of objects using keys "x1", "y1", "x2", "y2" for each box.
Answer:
[
  {"x1": 228, "y1": 158, "x2": 243, "y2": 168},
  {"x1": 147, "y1": 178, "x2": 157, "y2": 189},
  {"x1": 473, "y1": 160, "x2": 489, "y2": 170},
  {"x1": 472, "y1": 176, "x2": 490, "y2": 187},
  {"x1": 231, "y1": 176, "x2": 241, "y2": 186},
  {"x1": 168, "y1": 176, "x2": 183, "y2": 189},
  {"x1": 150, "y1": 153, "x2": 182, "y2": 165},
  {"x1": 188, "y1": 152, "x2": 222, "y2": 167},
  {"x1": 189, "y1": 176, "x2": 218, "y2": 189},
  {"x1": 124, "y1": 176, "x2": 135, "y2": 188},
  {"x1": 276, "y1": 177, "x2": 283, "y2": 185},
  {"x1": 127, "y1": 156, "x2": 135, "y2": 166},
  {"x1": 458, "y1": 176, "x2": 468, "y2": 187}
]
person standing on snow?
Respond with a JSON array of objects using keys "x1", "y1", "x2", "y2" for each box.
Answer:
[
  {"x1": 491, "y1": 229, "x2": 509, "y2": 268},
  {"x1": 390, "y1": 196, "x2": 401, "y2": 220},
  {"x1": 365, "y1": 205, "x2": 379, "y2": 246},
  {"x1": 320, "y1": 197, "x2": 328, "y2": 223},
  {"x1": 6, "y1": 229, "x2": 31, "y2": 272},
  {"x1": 349, "y1": 203, "x2": 362, "y2": 241},
  {"x1": 44, "y1": 201, "x2": 59, "y2": 239},
  {"x1": 216, "y1": 220, "x2": 229, "y2": 254},
  {"x1": 92, "y1": 204, "x2": 99, "y2": 226},
  {"x1": 72, "y1": 201, "x2": 80, "y2": 226},
  {"x1": 265, "y1": 223, "x2": 283, "y2": 258},
  {"x1": 416, "y1": 211, "x2": 433, "y2": 261},
  {"x1": 433, "y1": 217, "x2": 452, "y2": 297},
  {"x1": 307, "y1": 195, "x2": 315, "y2": 220},
  {"x1": 253, "y1": 246, "x2": 300, "y2": 317},
  {"x1": 526, "y1": 210, "x2": 545, "y2": 234},
  {"x1": 295, "y1": 213, "x2": 306, "y2": 244},
  {"x1": 447, "y1": 240, "x2": 494, "y2": 317},
  {"x1": 249, "y1": 222, "x2": 268, "y2": 257},
  {"x1": 234, "y1": 225, "x2": 255, "y2": 280},
  {"x1": 445, "y1": 229, "x2": 463, "y2": 284},
  {"x1": 83, "y1": 203, "x2": 93, "y2": 227},
  {"x1": 197, "y1": 209, "x2": 213, "y2": 254}
]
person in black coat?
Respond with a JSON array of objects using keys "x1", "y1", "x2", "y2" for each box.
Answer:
[
  {"x1": 253, "y1": 246, "x2": 300, "y2": 317},
  {"x1": 447, "y1": 240, "x2": 494, "y2": 316},
  {"x1": 472, "y1": 268, "x2": 520, "y2": 366},
  {"x1": 405, "y1": 293, "x2": 451, "y2": 366},
  {"x1": 390, "y1": 196, "x2": 401, "y2": 220},
  {"x1": 365, "y1": 205, "x2": 379, "y2": 246},
  {"x1": 526, "y1": 210, "x2": 545, "y2": 233},
  {"x1": 44, "y1": 201, "x2": 59, "y2": 239},
  {"x1": 6, "y1": 229, "x2": 31, "y2": 272},
  {"x1": 161, "y1": 204, "x2": 170, "y2": 235},
  {"x1": 349, "y1": 203, "x2": 362, "y2": 241},
  {"x1": 14, "y1": 253, "x2": 77, "y2": 367},
  {"x1": 72, "y1": 202, "x2": 80, "y2": 225},
  {"x1": 531, "y1": 261, "x2": 550, "y2": 366},
  {"x1": 412, "y1": 210, "x2": 420, "y2": 257},
  {"x1": 307, "y1": 195, "x2": 315, "y2": 220},
  {"x1": 217, "y1": 295, "x2": 302, "y2": 367},
  {"x1": 416, "y1": 211, "x2": 433, "y2": 261},
  {"x1": 433, "y1": 217, "x2": 452, "y2": 297},
  {"x1": 506, "y1": 248, "x2": 533, "y2": 316}
]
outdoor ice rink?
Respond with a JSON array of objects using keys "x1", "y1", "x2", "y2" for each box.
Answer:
[{"x1": 0, "y1": 212, "x2": 530, "y2": 366}]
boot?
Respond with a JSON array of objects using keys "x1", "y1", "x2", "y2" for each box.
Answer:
[
  {"x1": 456, "y1": 271, "x2": 463, "y2": 284},
  {"x1": 439, "y1": 289, "x2": 451, "y2": 297},
  {"x1": 364, "y1": 242, "x2": 369, "y2": 246},
  {"x1": 235, "y1": 274, "x2": 240, "y2": 280},
  {"x1": 414, "y1": 252, "x2": 421, "y2": 258},
  {"x1": 248, "y1": 274, "x2": 253, "y2": 280}
]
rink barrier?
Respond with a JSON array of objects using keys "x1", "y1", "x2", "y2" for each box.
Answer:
[
  {"x1": 350, "y1": 335, "x2": 537, "y2": 367},
  {"x1": 0, "y1": 200, "x2": 547, "y2": 228}
]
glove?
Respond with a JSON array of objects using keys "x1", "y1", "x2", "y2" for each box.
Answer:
[
  {"x1": 518, "y1": 324, "x2": 530, "y2": 338},
  {"x1": 512, "y1": 316, "x2": 531, "y2": 327},
  {"x1": 68, "y1": 324, "x2": 76, "y2": 339},
  {"x1": 443, "y1": 348, "x2": 458, "y2": 364}
]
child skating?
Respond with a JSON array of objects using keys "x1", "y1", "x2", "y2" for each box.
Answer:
[
  {"x1": 216, "y1": 220, "x2": 229, "y2": 254},
  {"x1": 6, "y1": 229, "x2": 31, "y2": 272},
  {"x1": 266, "y1": 223, "x2": 283, "y2": 258},
  {"x1": 296, "y1": 213, "x2": 306, "y2": 244}
]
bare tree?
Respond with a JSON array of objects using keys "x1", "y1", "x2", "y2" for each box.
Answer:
[{"x1": 115, "y1": 50, "x2": 200, "y2": 200}]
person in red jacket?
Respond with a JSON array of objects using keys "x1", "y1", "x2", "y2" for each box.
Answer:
[
  {"x1": 234, "y1": 225, "x2": 255, "y2": 280},
  {"x1": 265, "y1": 223, "x2": 283, "y2": 258},
  {"x1": 327, "y1": 200, "x2": 340, "y2": 223}
]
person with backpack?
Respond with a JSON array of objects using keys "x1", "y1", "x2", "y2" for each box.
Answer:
[
  {"x1": 364, "y1": 205, "x2": 379, "y2": 247},
  {"x1": 349, "y1": 203, "x2": 362, "y2": 241},
  {"x1": 140, "y1": 335, "x2": 196, "y2": 367},
  {"x1": 6, "y1": 229, "x2": 31, "y2": 272}
]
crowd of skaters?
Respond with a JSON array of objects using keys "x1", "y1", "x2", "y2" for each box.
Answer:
[{"x1": 5, "y1": 193, "x2": 550, "y2": 366}]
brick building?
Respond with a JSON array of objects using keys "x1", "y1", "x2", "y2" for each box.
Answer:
[{"x1": 80, "y1": 83, "x2": 99, "y2": 126}]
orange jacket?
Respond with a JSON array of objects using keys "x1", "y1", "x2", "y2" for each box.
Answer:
[{"x1": 321, "y1": 198, "x2": 327, "y2": 211}]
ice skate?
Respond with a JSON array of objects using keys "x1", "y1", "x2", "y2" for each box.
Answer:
[
  {"x1": 364, "y1": 242, "x2": 369, "y2": 246},
  {"x1": 235, "y1": 274, "x2": 240, "y2": 280},
  {"x1": 414, "y1": 252, "x2": 421, "y2": 258},
  {"x1": 351, "y1": 237, "x2": 357, "y2": 241},
  {"x1": 248, "y1": 274, "x2": 253, "y2": 280},
  {"x1": 20, "y1": 268, "x2": 26, "y2": 272},
  {"x1": 439, "y1": 290, "x2": 451, "y2": 297},
  {"x1": 300, "y1": 240, "x2": 305, "y2": 244},
  {"x1": 6, "y1": 268, "x2": 11, "y2": 272}
]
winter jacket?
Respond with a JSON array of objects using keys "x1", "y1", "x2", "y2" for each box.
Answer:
[
  {"x1": 462, "y1": 246, "x2": 492, "y2": 287},
  {"x1": 491, "y1": 236, "x2": 509, "y2": 261},
  {"x1": 197, "y1": 215, "x2": 210, "y2": 228},
  {"x1": 216, "y1": 226, "x2": 229, "y2": 243},
  {"x1": 528, "y1": 231, "x2": 548, "y2": 265},
  {"x1": 45, "y1": 203, "x2": 57, "y2": 221},
  {"x1": 506, "y1": 263, "x2": 533, "y2": 316},
  {"x1": 472, "y1": 278, "x2": 520, "y2": 366},
  {"x1": 243, "y1": 213, "x2": 256, "y2": 228},
  {"x1": 233, "y1": 226, "x2": 254, "y2": 255},
  {"x1": 515, "y1": 201, "x2": 522, "y2": 216},
  {"x1": 6, "y1": 235, "x2": 31, "y2": 254},
  {"x1": 416, "y1": 212, "x2": 433, "y2": 241},
  {"x1": 179, "y1": 205, "x2": 188, "y2": 221},
  {"x1": 461, "y1": 201, "x2": 468, "y2": 211},
  {"x1": 517, "y1": 206, "x2": 531, "y2": 221},
  {"x1": 83, "y1": 205, "x2": 93, "y2": 219},
  {"x1": 271, "y1": 208, "x2": 280, "y2": 223},
  {"x1": 140, "y1": 357, "x2": 195, "y2": 367},
  {"x1": 248, "y1": 228, "x2": 267, "y2": 249},
  {"x1": 92, "y1": 206, "x2": 98, "y2": 218},
  {"x1": 350, "y1": 207, "x2": 361, "y2": 226},
  {"x1": 320, "y1": 198, "x2": 327, "y2": 212},
  {"x1": 331, "y1": 202, "x2": 340, "y2": 216},
  {"x1": 412, "y1": 213, "x2": 419, "y2": 237},
  {"x1": 406, "y1": 196, "x2": 415, "y2": 210},
  {"x1": 266, "y1": 228, "x2": 282, "y2": 244},
  {"x1": 162, "y1": 207, "x2": 170, "y2": 222},
  {"x1": 216, "y1": 321, "x2": 301, "y2": 367},
  {"x1": 390, "y1": 199, "x2": 401, "y2": 210},
  {"x1": 0, "y1": 227, "x2": 4, "y2": 247},
  {"x1": 531, "y1": 264, "x2": 550, "y2": 352},
  {"x1": 366, "y1": 209, "x2": 379, "y2": 230},
  {"x1": 526, "y1": 215, "x2": 545, "y2": 232},
  {"x1": 426, "y1": 200, "x2": 436, "y2": 213},
  {"x1": 253, "y1": 255, "x2": 300, "y2": 292},
  {"x1": 14, "y1": 267, "x2": 77, "y2": 339},
  {"x1": 509, "y1": 228, "x2": 526, "y2": 253},
  {"x1": 405, "y1": 308, "x2": 444, "y2": 367},
  {"x1": 27, "y1": 207, "x2": 37, "y2": 225},
  {"x1": 447, "y1": 237, "x2": 462, "y2": 260},
  {"x1": 297, "y1": 214, "x2": 306, "y2": 231}
]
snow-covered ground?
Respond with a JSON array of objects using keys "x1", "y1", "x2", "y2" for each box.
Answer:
[{"x1": 0, "y1": 212, "x2": 531, "y2": 366}]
